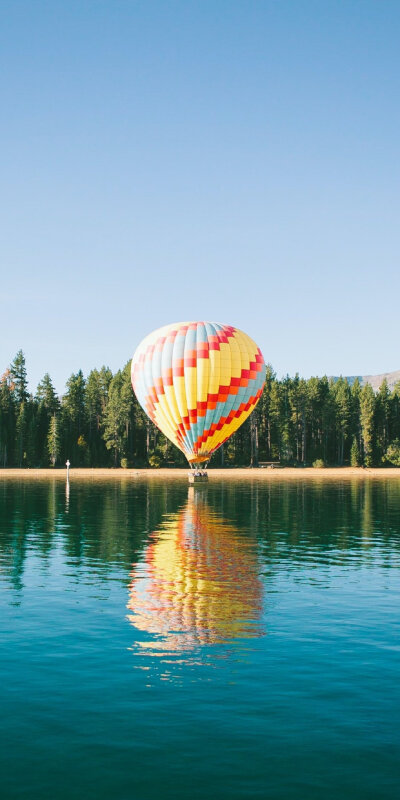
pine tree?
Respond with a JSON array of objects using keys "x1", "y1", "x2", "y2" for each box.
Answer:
[
  {"x1": 0, "y1": 371, "x2": 16, "y2": 466},
  {"x1": 350, "y1": 436, "x2": 361, "y2": 466},
  {"x1": 47, "y1": 414, "x2": 60, "y2": 467},
  {"x1": 288, "y1": 375, "x2": 304, "y2": 463},
  {"x1": 375, "y1": 379, "x2": 390, "y2": 462},
  {"x1": 257, "y1": 364, "x2": 276, "y2": 460},
  {"x1": 103, "y1": 370, "x2": 132, "y2": 466},
  {"x1": 15, "y1": 401, "x2": 28, "y2": 466},
  {"x1": 26, "y1": 407, "x2": 38, "y2": 467},
  {"x1": 306, "y1": 376, "x2": 329, "y2": 462},
  {"x1": 320, "y1": 380, "x2": 335, "y2": 464},
  {"x1": 250, "y1": 409, "x2": 259, "y2": 466},
  {"x1": 85, "y1": 366, "x2": 113, "y2": 465},
  {"x1": 10, "y1": 350, "x2": 28, "y2": 405},
  {"x1": 35, "y1": 374, "x2": 59, "y2": 465},
  {"x1": 333, "y1": 378, "x2": 352, "y2": 465},
  {"x1": 359, "y1": 383, "x2": 375, "y2": 466},
  {"x1": 62, "y1": 370, "x2": 86, "y2": 464},
  {"x1": 269, "y1": 380, "x2": 284, "y2": 461},
  {"x1": 36, "y1": 373, "x2": 59, "y2": 413},
  {"x1": 389, "y1": 381, "x2": 400, "y2": 442},
  {"x1": 351, "y1": 378, "x2": 362, "y2": 459}
]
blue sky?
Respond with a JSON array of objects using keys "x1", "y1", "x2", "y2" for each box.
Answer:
[{"x1": 2, "y1": 0, "x2": 399, "y2": 393}]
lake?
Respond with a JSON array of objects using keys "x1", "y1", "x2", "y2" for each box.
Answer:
[{"x1": 1, "y1": 476, "x2": 400, "y2": 799}]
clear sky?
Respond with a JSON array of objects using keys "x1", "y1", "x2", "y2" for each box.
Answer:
[{"x1": 2, "y1": 0, "x2": 399, "y2": 394}]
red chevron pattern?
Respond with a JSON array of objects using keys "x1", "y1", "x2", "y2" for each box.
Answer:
[
  {"x1": 142, "y1": 350, "x2": 263, "y2": 439},
  {"x1": 131, "y1": 321, "x2": 266, "y2": 464},
  {"x1": 191, "y1": 388, "x2": 263, "y2": 455}
]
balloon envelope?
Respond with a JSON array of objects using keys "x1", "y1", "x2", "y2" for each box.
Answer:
[{"x1": 131, "y1": 321, "x2": 266, "y2": 464}]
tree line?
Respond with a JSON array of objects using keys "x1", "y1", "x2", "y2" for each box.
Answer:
[{"x1": 1, "y1": 350, "x2": 400, "y2": 468}]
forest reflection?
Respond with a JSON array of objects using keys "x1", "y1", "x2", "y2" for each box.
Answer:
[
  {"x1": 1, "y1": 478, "x2": 400, "y2": 602},
  {"x1": 126, "y1": 488, "x2": 264, "y2": 656}
]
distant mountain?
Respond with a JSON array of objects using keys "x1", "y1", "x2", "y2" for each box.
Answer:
[{"x1": 333, "y1": 370, "x2": 400, "y2": 392}]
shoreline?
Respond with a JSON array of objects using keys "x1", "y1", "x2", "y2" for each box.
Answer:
[{"x1": 1, "y1": 467, "x2": 400, "y2": 480}]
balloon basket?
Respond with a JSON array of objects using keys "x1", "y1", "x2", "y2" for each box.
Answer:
[{"x1": 188, "y1": 472, "x2": 208, "y2": 484}]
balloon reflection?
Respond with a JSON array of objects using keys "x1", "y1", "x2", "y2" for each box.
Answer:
[{"x1": 127, "y1": 489, "x2": 264, "y2": 659}]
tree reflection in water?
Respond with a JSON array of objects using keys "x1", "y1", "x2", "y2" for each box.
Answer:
[{"x1": 127, "y1": 488, "x2": 264, "y2": 661}]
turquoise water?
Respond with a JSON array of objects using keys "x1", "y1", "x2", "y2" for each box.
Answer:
[{"x1": 1, "y1": 477, "x2": 400, "y2": 799}]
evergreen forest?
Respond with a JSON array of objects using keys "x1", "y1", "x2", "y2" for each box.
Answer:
[{"x1": 2, "y1": 350, "x2": 400, "y2": 469}]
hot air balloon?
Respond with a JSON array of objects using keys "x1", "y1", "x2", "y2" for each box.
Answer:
[{"x1": 131, "y1": 321, "x2": 266, "y2": 468}]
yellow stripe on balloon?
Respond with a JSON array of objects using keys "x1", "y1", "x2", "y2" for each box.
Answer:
[{"x1": 131, "y1": 321, "x2": 266, "y2": 464}]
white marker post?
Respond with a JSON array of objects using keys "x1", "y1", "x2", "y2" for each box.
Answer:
[{"x1": 66, "y1": 459, "x2": 70, "y2": 481}]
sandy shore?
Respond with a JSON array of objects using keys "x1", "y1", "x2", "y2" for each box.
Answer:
[{"x1": 1, "y1": 467, "x2": 400, "y2": 480}]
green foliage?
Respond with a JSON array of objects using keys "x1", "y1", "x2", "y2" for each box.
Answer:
[
  {"x1": 360, "y1": 383, "x2": 375, "y2": 466},
  {"x1": 85, "y1": 366, "x2": 113, "y2": 465},
  {"x1": 36, "y1": 373, "x2": 59, "y2": 413},
  {"x1": 350, "y1": 436, "x2": 361, "y2": 467},
  {"x1": 10, "y1": 350, "x2": 28, "y2": 405},
  {"x1": 47, "y1": 414, "x2": 60, "y2": 467},
  {"x1": 375, "y1": 379, "x2": 390, "y2": 462},
  {"x1": 148, "y1": 452, "x2": 162, "y2": 468},
  {"x1": 103, "y1": 370, "x2": 133, "y2": 466},
  {"x1": 313, "y1": 459, "x2": 325, "y2": 468},
  {"x1": 62, "y1": 371, "x2": 86, "y2": 464},
  {"x1": 0, "y1": 371, "x2": 15, "y2": 466},
  {"x1": 333, "y1": 378, "x2": 352, "y2": 464},
  {"x1": 384, "y1": 439, "x2": 400, "y2": 467},
  {"x1": 15, "y1": 401, "x2": 28, "y2": 466},
  {"x1": 2, "y1": 350, "x2": 400, "y2": 470},
  {"x1": 35, "y1": 374, "x2": 59, "y2": 465}
]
